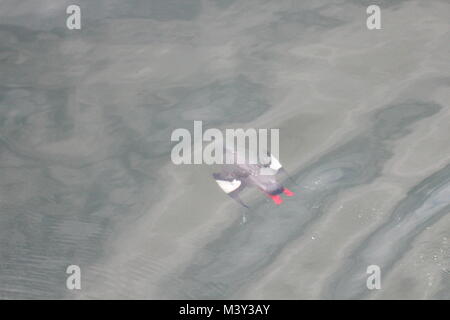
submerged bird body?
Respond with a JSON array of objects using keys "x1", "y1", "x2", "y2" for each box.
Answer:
[{"x1": 213, "y1": 146, "x2": 295, "y2": 207}]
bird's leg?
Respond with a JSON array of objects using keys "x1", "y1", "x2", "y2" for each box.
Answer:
[
  {"x1": 267, "y1": 193, "x2": 283, "y2": 205},
  {"x1": 283, "y1": 188, "x2": 295, "y2": 196}
]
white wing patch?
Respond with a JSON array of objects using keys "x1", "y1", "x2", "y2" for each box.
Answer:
[
  {"x1": 215, "y1": 179, "x2": 241, "y2": 194},
  {"x1": 269, "y1": 154, "x2": 282, "y2": 170}
]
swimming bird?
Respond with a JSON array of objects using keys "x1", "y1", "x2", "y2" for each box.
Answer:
[{"x1": 213, "y1": 148, "x2": 295, "y2": 207}]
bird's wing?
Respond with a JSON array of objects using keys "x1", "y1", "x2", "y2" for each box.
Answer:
[
  {"x1": 260, "y1": 153, "x2": 296, "y2": 184},
  {"x1": 260, "y1": 153, "x2": 283, "y2": 175},
  {"x1": 213, "y1": 171, "x2": 249, "y2": 208}
]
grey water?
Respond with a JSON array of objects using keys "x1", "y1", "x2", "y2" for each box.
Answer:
[{"x1": 0, "y1": 0, "x2": 449, "y2": 299}]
